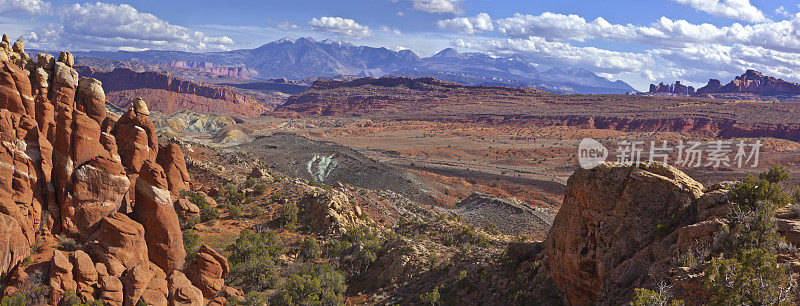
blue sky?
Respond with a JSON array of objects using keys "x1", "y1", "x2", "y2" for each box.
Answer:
[{"x1": 2, "y1": 0, "x2": 800, "y2": 90}]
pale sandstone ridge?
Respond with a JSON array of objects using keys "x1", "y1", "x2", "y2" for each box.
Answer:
[
  {"x1": 0, "y1": 35, "x2": 240, "y2": 305},
  {"x1": 544, "y1": 162, "x2": 729, "y2": 305}
]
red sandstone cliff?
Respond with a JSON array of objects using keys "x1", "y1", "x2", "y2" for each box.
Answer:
[{"x1": 75, "y1": 66, "x2": 268, "y2": 116}]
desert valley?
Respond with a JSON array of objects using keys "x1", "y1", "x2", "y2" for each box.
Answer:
[{"x1": 3, "y1": 2, "x2": 800, "y2": 305}]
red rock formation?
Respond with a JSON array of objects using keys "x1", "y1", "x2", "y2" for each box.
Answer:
[
  {"x1": 544, "y1": 163, "x2": 729, "y2": 305},
  {"x1": 134, "y1": 160, "x2": 186, "y2": 274},
  {"x1": 0, "y1": 35, "x2": 238, "y2": 305},
  {"x1": 76, "y1": 66, "x2": 267, "y2": 116},
  {"x1": 648, "y1": 81, "x2": 695, "y2": 96},
  {"x1": 154, "y1": 61, "x2": 257, "y2": 79},
  {"x1": 185, "y1": 245, "x2": 229, "y2": 300},
  {"x1": 157, "y1": 142, "x2": 191, "y2": 194}
]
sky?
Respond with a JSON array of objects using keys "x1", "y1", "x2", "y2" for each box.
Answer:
[{"x1": 2, "y1": 0, "x2": 800, "y2": 90}]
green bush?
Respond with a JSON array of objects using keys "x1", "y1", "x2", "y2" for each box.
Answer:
[
  {"x1": 223, "y1": 184, "x2": 245, "y2": 205},
  {"x1": 280, "y1": 202, "x2": 299, "y2": 226},
  {"x1": 703, "y1": 248, "x2": 792, "y2": 305},
  {"x1": 183, "y1": 229, "x2": 200, "y2": 263},
  {"x1": 420, "y1": 286, "x2": 441, "y2": 305},
  {"x1": 300, "y1": 237, "x2": 321, "y2": 261},
  {"x1": 227, "y1": 204, "x2": 243, "y2": 220},
  {"x1": 273, "y1": 263, "x2": 347, "y2": 306},
  {"x1": 183, "y1": 191, "x2": 219, "y2": 222},
  {"x1": 228, "y1": 291, "x2": 270, "y2": 306},
  {"x1": 631, "y1": 287, "x2": 684, "y2": 306},
  {"x1": 0, "y1": 293, "x2": 26, "y2": 306},
  {"x1": 226, "y1": 229, "x2": 285, "y2": 292},
  {"x1": 58, "y1": 290, "x2": 102, "y2": 306}
]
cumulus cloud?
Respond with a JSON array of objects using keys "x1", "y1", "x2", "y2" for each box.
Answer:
[
  {"x1": 0, "y1": 0, "x2": 51, "y2": 15},
  {"x1": 454, "y1": 37, "x2": 650, "y2": 75},
  {"x1": 309, "y1": 16, "x2": 372, "y2": 39},
  {"x1": 494, "y1": 12, "x2": 800, "y2": 54},
  {"x1": 24, "y1": 2, "x2": 234, "y2": 51},
  {"x1": 410, "y1": 0, "x2": 462, "y2": 14},
  {"x1": 380, "y1": 26, "x2": 403, "y2": 36},
  {"x1": 671, "y1": 0, "x2": 767, "y2": 23},
  {"x1": 437, "y1": 13, "x2": 493, "y2": 34}
]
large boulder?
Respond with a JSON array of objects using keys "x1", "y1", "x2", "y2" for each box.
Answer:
[
  {"x1": 134, "y1": 160, "x2": 186, "y2": 274},
  {"x1": 544, "y1": 162, "x2": 706, "y2": 305},
  {"x1": 168, "y1": 271, "x2": 204, "y2": 306},
  {"x1": 156, "y1": 142, "x2": 191, "y2": 194},
  {"x1": 87, "y1": 212, "x2": 149, "y2": 275},
  {"x1": 185, "y1": 245, "x2": 229, "y2": 300}
]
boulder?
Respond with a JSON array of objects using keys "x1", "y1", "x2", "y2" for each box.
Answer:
[
  {"x1": 134, "y1": 160, "x2": 185, "y2": 274},
  {"x1": 168, "y1": 271, "x2": 204, "y2": 306},
  {"x1": 174, "y1": 198, "x2": 200, "y2": 220},
  {"x1": 99, "y1": 275, "x2": 124, "y2": 306},
  {"x1": 88, "y1": 212, "x2": 149, "y2": 274},
  {"x1": 50, "y1": 250, "x2": 76, "y2": 303},
  {"x1": 121, "y1": 263, "x2": 154, "y2": 306},
  {"x1": 71, "y1": 250, "x2": 99, "y2": 301},
  {"x1": 76, "y1": 77, "x2": 107, "y2": 125},
  {"x1": 185, "y1": 245, "x2": 229, "y2": 299},
  {"x1": 157, "y1": 142, "x2": 191, "y2": 194},
  {"x1": 544, "y1": 162, "x2": 705, "y2": 305}
]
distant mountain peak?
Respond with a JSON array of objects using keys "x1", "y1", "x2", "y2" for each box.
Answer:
[
  {"x1": 275, "y1": 37, "x2": 296, "y2": 44},
  {"x1": 433, "y1": 48, "x2": 462, "y2": 59}
]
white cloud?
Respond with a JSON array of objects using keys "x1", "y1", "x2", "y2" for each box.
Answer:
[
  {"x1": 277, "y1": 21, "x2": 298, "y2": 30},
  {"x1": 0, "y1": 0, "x2": 51, "y2": 15},
  {"x1": 309, "y1": 16, "x2": 372, "y2": 39},
  {"x1": 24, "y1": 2, "x2": 234, "y2": 51},
  {"x1": 437, "y1": 13, "x2": 494, "y2": 34},
  {"x1": 380, "y1": 26, "x2": 403, "y2": 36},
  {"x1": 671, "y1": 0, "x2": 767, "y2": 23},
  {"x1": 776, "y1": 6, "x2": 790, "y2": 18},
  {"x1": 454, "y1": 37, "x2": 650, "y2": 75},
  {"x1": 494, "y1": 12, "x2": 800, "y2": 54},
  {"x1": 410, "y1": 0, "x2": 462, "y2": 14}
]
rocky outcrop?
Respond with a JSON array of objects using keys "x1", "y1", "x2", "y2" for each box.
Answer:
[
  {"x1": 154, "y1": 61, "x2": 257, "y2": 79},
  {"x1": 544, "y1": 162, "x2": 730, "y2": 305},
  {"x1": 0, "y1": 35, "x2": 237, "y2": 305},
  {"x1": 652, "y1": 70, "x2": 800, "y2": 97},
  {"x1": 75, "y1": 66, "x2": 267, "y2": 116},
  {"x1": 185, "y1": 245, "x2": 229, "y2": 300},
  {"x1": 648, "y1": 81, "x2": 695, "y2": 96}
]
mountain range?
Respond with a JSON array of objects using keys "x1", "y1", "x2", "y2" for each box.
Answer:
[{"x1": 54, "y1": 37, "x2": 635, "y2": 95}]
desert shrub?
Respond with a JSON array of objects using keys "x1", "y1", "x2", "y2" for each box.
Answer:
[
  {"x1": 252, "y1": 183, "x2": 269, "y2": 196},
  {"x1": 226, "y1": 204, "x2": 243, "y2": 220},
  {"x1": 279, "y1": 202, "x2": 299, "y2": 226},
  {"x1": 702, "y1": 167, "x2": 795, "y2": 304},
  {"x1": 342, "y1": 226, "x2": 383, "y2": 270},
  {"x1": 729, "y1": 173, "x2": 789, "y2": 212},
  {"x1": 324, "y1": 239, "x2": 351, "y2": 258},
  {"x1": 300, "y1": 237, "x2": 321, "y2": 261},
  {"x1": 223, "y1": 184, "x2": 245, "y2": 205},
  {"x1": 183, "y1": 191, "x2": 219, "y2": 222},
  {"x1": 273, "y1": 263, "x2": 347, "y2": 306},
  {"x1": 183, "y1": 215, "x2": 200, "y2": 229},
  {"x1": 58, "y1": 290, "x2": 102, "y2": 306},
  {"x1": 56, "y1": 234, "x2": 79, "y2": 251},
  {"x1": 631, "y1": 287, "x2": 684, "y2": 306},
  {"x1": 183, "y1": 229, "x2": 200, "y2": 263},
  {"x1": 759, "y1": 164, "x2": 791, "y2": 185},
  {"x1": 703, "y1": 248, "x2": 793, "y2": 305},
  {"x1": 251, "y1": 206, "x2": 265, "y2": 217},
  {"x1": 443, "y1": 226, "x2": 490, "y2": 247},
  {"x1": 228, "y1": 291, "x2": 270, "y2": 306},
  {"x1": 420, "y1": 286, "x2": 441, "y2": 305},
  {"x1": 0, "y1": 293, "x2": 26, "y2": 306},
  {"x1": 226, "y1": 229, "x2": 284, "y2": 292}
]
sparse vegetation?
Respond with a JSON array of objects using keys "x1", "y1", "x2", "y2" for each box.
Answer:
[
  {"x1": 183, "y1": 190, "x2": 219, "y2": 222},
  {"x1": 226, "y1": 229, "x2": 285, "y2": 292},
  {"x1": 279, "y1": 201, "x2": 299, "y2": 226},
  {"x1": 300, "y1": 236, "x2": 321, "y2": 261},
  {"x1": 273, "y1": 263, "x2": 347, "y2": 306},
  {"x1": 183, "y1": 229, "x2": 200, "y2": 263}
]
